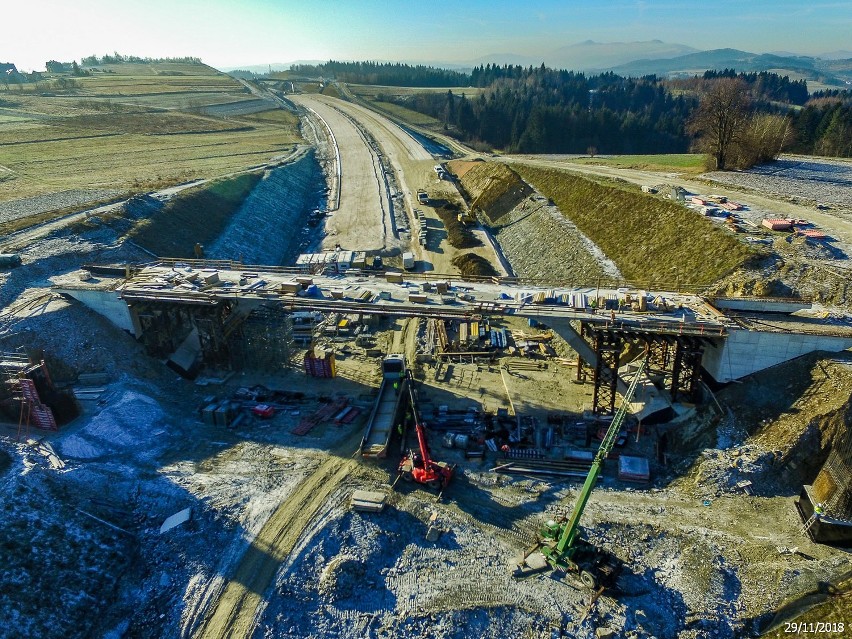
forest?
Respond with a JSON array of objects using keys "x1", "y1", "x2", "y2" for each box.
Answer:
[
  {"x1": 289, "y1": 61, "x2": 469, "y2": 87},
  {"x1": 367, "y1": 64, "x2": 851, "y2": 159},
  {"x1": 394, "y1": 70, "x2": 695, "y2": 154}
]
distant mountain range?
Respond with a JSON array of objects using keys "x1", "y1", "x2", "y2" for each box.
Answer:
[
  {"x1": 466, "y1": 40, "x2": 699, "y2": 70},
  {"x1": 609, "y1": 48, "x2": 852, "y2": 88}
]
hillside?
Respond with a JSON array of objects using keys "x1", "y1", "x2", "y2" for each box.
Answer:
[
  {"x1": 610, "y1": 48, "x2": 852, "y2": 87},
  {"x1": 0, "y1": 62, "x2": 300, "y2": 224},
  {"x1": 511, "y1": 163, "x2": 753, "y2": 287}
]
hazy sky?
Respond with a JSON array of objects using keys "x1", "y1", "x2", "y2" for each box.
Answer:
[{"x1": 4, "y1": 0, "x2": 852, "y2": 71}]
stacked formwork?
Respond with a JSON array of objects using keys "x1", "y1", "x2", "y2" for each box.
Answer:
[
  {"x1": 304, "y1": 348, "x2": 336, "y2": 378},
  {"x1": 1, "y1": 356, "x2": 59, "y2": 439}
]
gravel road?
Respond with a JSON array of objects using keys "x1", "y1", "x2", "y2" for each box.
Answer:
[{"x1": 703, "y1": 156, "x2": 852, "y2": 210}]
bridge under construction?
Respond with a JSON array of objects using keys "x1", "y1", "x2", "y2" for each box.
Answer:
[{"x1": 56, "y1": 259, "x2": 852, "y2": 416}]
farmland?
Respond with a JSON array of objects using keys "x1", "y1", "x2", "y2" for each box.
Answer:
[{"x1": 0, "y1": 63, "x2": 300, "y2": 208}]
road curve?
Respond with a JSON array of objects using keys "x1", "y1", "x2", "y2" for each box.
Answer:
[{"x1": 191, "y1": 433, "x2": 362, "y2": 639}]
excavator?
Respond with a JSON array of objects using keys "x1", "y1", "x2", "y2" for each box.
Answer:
[
  {"x1": 398, "y1": 379, "x2": 454, "y2": 492},
  {"x1": 515, "y1": 356, "x2": 649, "y2": 590}
]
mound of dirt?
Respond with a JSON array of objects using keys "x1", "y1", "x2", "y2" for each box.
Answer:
[
  {"x1": 711, "y1": 243, "x2": 852, "y2": 309},
  {"x1": 455, "y1": 162, "x2": 533, "y2": 224},
  {"x1": 451, "y1": 253, "x2": 497, "y2": 277},
  {"x1": 688, "y1": 355, "x2": 852, "y2": 497}
]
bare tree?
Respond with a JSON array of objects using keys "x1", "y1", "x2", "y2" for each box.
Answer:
[
  {"x1": 688, "y1": 78, "x2": 752, "y2": 171},
  {"x1": 735, "y1": 113, "x2": 792, "y2": 168}
]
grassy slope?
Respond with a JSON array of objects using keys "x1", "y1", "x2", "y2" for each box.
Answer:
[
  {"x1": 513, "y1": 164, "x2": 752, "y2": 287},
  {"x1": 127, "y1": 172, "x2": 263, "y2": 257},
  {"x1": 0, "y1": 62, "x2": 300, "y2": 205}
]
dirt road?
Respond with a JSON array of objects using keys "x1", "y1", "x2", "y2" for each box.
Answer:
[
  {"x1": 314, "y1": 95, "x2": 502, "y2": 273},
  {"x1": 191, "y1": 430, "x2": 365, "y2": 639}
]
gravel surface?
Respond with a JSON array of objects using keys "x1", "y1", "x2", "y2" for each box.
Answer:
[
  {"x1": 703, "y1": 156, "x2": 852, "y2": 211},
  {"x1": 0, "y1": 189, "x2": 124, "y2": 223}
]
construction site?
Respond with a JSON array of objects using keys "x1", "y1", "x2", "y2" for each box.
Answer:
[{"x1": 2, "y1": 76, "x2": 852, "y2": 639}]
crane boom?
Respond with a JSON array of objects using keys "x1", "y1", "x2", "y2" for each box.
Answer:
[
  {"x1": 522, "y1": 355, "x2": 650, "y2": 585},
  {"x1": 555, "y1": 356, "x2": 648, "y2": 553}
]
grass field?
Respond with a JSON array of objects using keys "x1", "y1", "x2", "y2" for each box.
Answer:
[
  {"x1": 513, "y1": 163, "x2": 752, "y2": 287},
  {"x1": 567, "y1": 154, "x2": 706, "y2": 175},
  {"x1": 348, "y1": 85, "x2": 487, "y2": 99},
  {"x1": 348, "y1": 84, "x2": 481, "y2": 129},
  {"x1": 0, "y1": 62, "x2": 301, "y2": 206},
  {"x1": 363, "y1": 99, "x2": 441, "y2": 127}
]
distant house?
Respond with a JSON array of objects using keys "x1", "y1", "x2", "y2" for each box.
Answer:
[{"x1": 1, "y1": 62, "x2": 18, "y2": 75}]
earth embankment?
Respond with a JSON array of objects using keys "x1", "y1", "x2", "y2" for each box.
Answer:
[
  {"x1": 207, "y1": 150, "x2": 326, "y2": 265},
  {"x1": 513, "y1": 164, "x2": 753, "y2": 287}
]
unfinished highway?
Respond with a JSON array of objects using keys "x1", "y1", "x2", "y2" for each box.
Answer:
[
  {"x1": 177, "y1": 91, "x2": 499, "y2": 639},
  {"x1": 289, "y1": 92, "x2": 501, "y2": 273}
]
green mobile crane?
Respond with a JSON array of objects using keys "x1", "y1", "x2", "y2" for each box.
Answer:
[{"x1": 515, "y1": 357, "x2": 648, "y2": 589}]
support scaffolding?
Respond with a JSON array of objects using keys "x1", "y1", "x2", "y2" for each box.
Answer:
[
  {"x1": 578, "y1": 323, "x2": 707, "y2": 413},
  {"x1": 670, "y1": 337, "x2": 704, "y2": 403},
  {"x1": 592, "y1": 331, "x2": 621, "y2": 415},
  {"x1": 228, "y1": 304, "x2": 295, "y2": 372}
]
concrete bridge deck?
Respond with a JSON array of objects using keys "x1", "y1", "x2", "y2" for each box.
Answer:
[{"x1": 54, "y1": 261, "x2": 852, "y2": 389}]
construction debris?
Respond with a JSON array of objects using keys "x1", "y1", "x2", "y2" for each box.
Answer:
[
  {"x1": 159, "y1": 508, "x2": 192, "y2": 534},
  {"x1": 350, "y1": 490, "x2": 386, "y2": 513}
]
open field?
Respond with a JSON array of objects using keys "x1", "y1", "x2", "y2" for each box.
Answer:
[
  {"x1": 347, "y1": 84, "x2": 482, "y2": 129},
  {"x1": 361, "y1": 99, "x2": 441, "y2": 127},
  {"x1": 348, "y1": 85, "x2": 488, "y2": 99},
  {"x1": 0, "y1": 62, "x2": 300, "y2": 213},
  {"x1": 567, "y1": 153, "x2": 706, "y2": 175}
]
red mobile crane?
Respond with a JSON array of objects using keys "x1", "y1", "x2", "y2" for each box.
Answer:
[{"x1": 398, "y1": 380, "x2": 453, "y2": 491}]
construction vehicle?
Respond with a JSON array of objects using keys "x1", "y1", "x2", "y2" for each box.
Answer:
[
  {"x1": 398, "y1": 379, "x2": 454, "y2": 491},
  {"x1": 360, "y1": 354, "x2": 407, "y2": 458},
  {"x1": 457, "y1": 210, "x2": 476, "y2": 226},
  {"x1": 515, "y1": 357, "x2": 648, "y2": 589}
]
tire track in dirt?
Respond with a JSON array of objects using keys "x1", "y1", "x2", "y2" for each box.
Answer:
[{"x1": 191, "y1": 433, "x2": 363, "y2": 639}]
